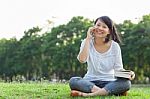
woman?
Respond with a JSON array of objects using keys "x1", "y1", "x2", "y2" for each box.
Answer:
[{"x1": 69, "y1": 16, "x2": 135, "y2": 97}]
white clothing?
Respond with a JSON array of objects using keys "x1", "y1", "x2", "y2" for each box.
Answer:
[{"x1": 77, "y1": 39, "x2": 124, "y2": 81}]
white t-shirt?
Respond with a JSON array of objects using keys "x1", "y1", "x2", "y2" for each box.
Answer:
[{"x1": 77, "y1": 39, "x2": 124, "y2": 81}]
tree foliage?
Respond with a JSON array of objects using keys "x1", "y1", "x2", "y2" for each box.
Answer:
[{"x1": 0, "y1": 15, "x2": 150, "y2": 83}]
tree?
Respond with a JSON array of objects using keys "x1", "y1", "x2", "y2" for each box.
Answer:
[
  {"x1": 117, "y1": 14, "x2": 150, "y2": 83},
  {"x1": 19, "y1": 26, "x2": 43, "y2": 80},
  {"x1": 42, "y1": 16, "x2": 93, "y2": 80}
]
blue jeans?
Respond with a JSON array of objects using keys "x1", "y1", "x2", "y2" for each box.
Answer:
[{"x1": 69, "y1": 77, "x2": 131, "y2": 95}]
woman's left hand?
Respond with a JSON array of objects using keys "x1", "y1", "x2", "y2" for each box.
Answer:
[{"x1": 129, "y1": 72, "x2": 135, "y2": 80}]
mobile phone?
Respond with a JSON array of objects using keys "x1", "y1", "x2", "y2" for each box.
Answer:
[{"x1": 90, "y1": 32, "x2": 93, "y2": 36}]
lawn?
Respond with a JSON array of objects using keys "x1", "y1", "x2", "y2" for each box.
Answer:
[{"x1": 0, "y1": 82, "x2": 150, "y2": 99}]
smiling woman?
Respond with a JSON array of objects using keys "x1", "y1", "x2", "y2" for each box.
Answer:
[{"x1": 69, "y1": 16, "x2": 135, "y2": 97}]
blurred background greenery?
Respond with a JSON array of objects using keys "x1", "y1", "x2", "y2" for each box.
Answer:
[{"x1": 0, "y1": 14, "x2": 150, "y2": 84}]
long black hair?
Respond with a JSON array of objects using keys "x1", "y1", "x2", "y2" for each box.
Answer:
[{"x1": 94, "y1": 16, "x2": 121, "y2": 43}]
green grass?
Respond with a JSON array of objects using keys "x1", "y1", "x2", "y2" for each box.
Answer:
[{"x1": 0, "y1": 82, "x2": 150, "y2": 99}]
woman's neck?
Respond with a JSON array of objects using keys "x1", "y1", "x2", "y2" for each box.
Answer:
[{"x1": 94, "y1": 38, "x2": 106, "y2": 46}]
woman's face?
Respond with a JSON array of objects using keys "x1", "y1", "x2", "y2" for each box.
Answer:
[{"x1": 93, "y1": 19, "x2": 110, "y2": 38}]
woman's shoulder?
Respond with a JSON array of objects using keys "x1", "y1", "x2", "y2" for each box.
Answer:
[
  {"x1": 81, "y1": 38, "x2": 93, "y2": 44},
  {"x1": 111, "y1": 40, "x2": 121, "y2": 51},
  {"x1": 112, "y1": 40, "x2": 120, "y2": 47}
]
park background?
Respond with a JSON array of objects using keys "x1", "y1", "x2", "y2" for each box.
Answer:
[
  {"x1": 0, "y1": 0, "x2": 150, "y2": 98},
  {"x1": 0, "y1": 0, "x2": 150, "y2": 84}
]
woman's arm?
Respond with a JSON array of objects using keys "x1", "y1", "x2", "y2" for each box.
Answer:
[
  {"x1": 78, "y1": 38, "x2": 91, "y2": 63},
  {"x1": 77, "y1": 27, "x2": 94, "y2": 63}
]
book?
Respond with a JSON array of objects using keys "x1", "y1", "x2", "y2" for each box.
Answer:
[{"x1": 114, "y1": 70, "x2": 135, "y2": 79}]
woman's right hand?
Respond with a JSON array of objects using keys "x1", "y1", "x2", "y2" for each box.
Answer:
[{"x1": 86, "y1": 27, "x2": 95, "y2": 39}]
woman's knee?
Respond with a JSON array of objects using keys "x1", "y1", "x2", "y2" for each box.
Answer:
[
  {"x1": 69, "y1": 77, "x2": 94, "y2": 92},
  {"x1": 125, "y1": 80, "x2": 131, "y2": 91},
  {"x1": 69, "y1": 77, "x2": 82, "y2": 89},
  {"x1": 105, "y1": 79, "x2": 132, "y2": 95},
  {"x1": 118, "y1": 79, "x2": 131, "y2": 91}
]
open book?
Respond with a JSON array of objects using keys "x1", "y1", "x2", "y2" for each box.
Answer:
[{"x1": 114, "y1": 70, "x2": 135, "y2": 79}]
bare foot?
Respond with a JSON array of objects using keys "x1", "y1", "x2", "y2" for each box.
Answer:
[
  {"x1": 81, "y1": 92, "x2": 89, "y2": 97},
  {"x1": 70, "y1": 90, "x2": 83, "y2": 96}
]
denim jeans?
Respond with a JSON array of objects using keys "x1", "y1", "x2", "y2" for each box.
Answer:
[{"x1": 69, "y1": 77, "x2": 131, "y2": 95}]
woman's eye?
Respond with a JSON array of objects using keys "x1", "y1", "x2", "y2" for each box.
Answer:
[{"x1": 103, "y1": 26, "x2": 107, "y2": 28}]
